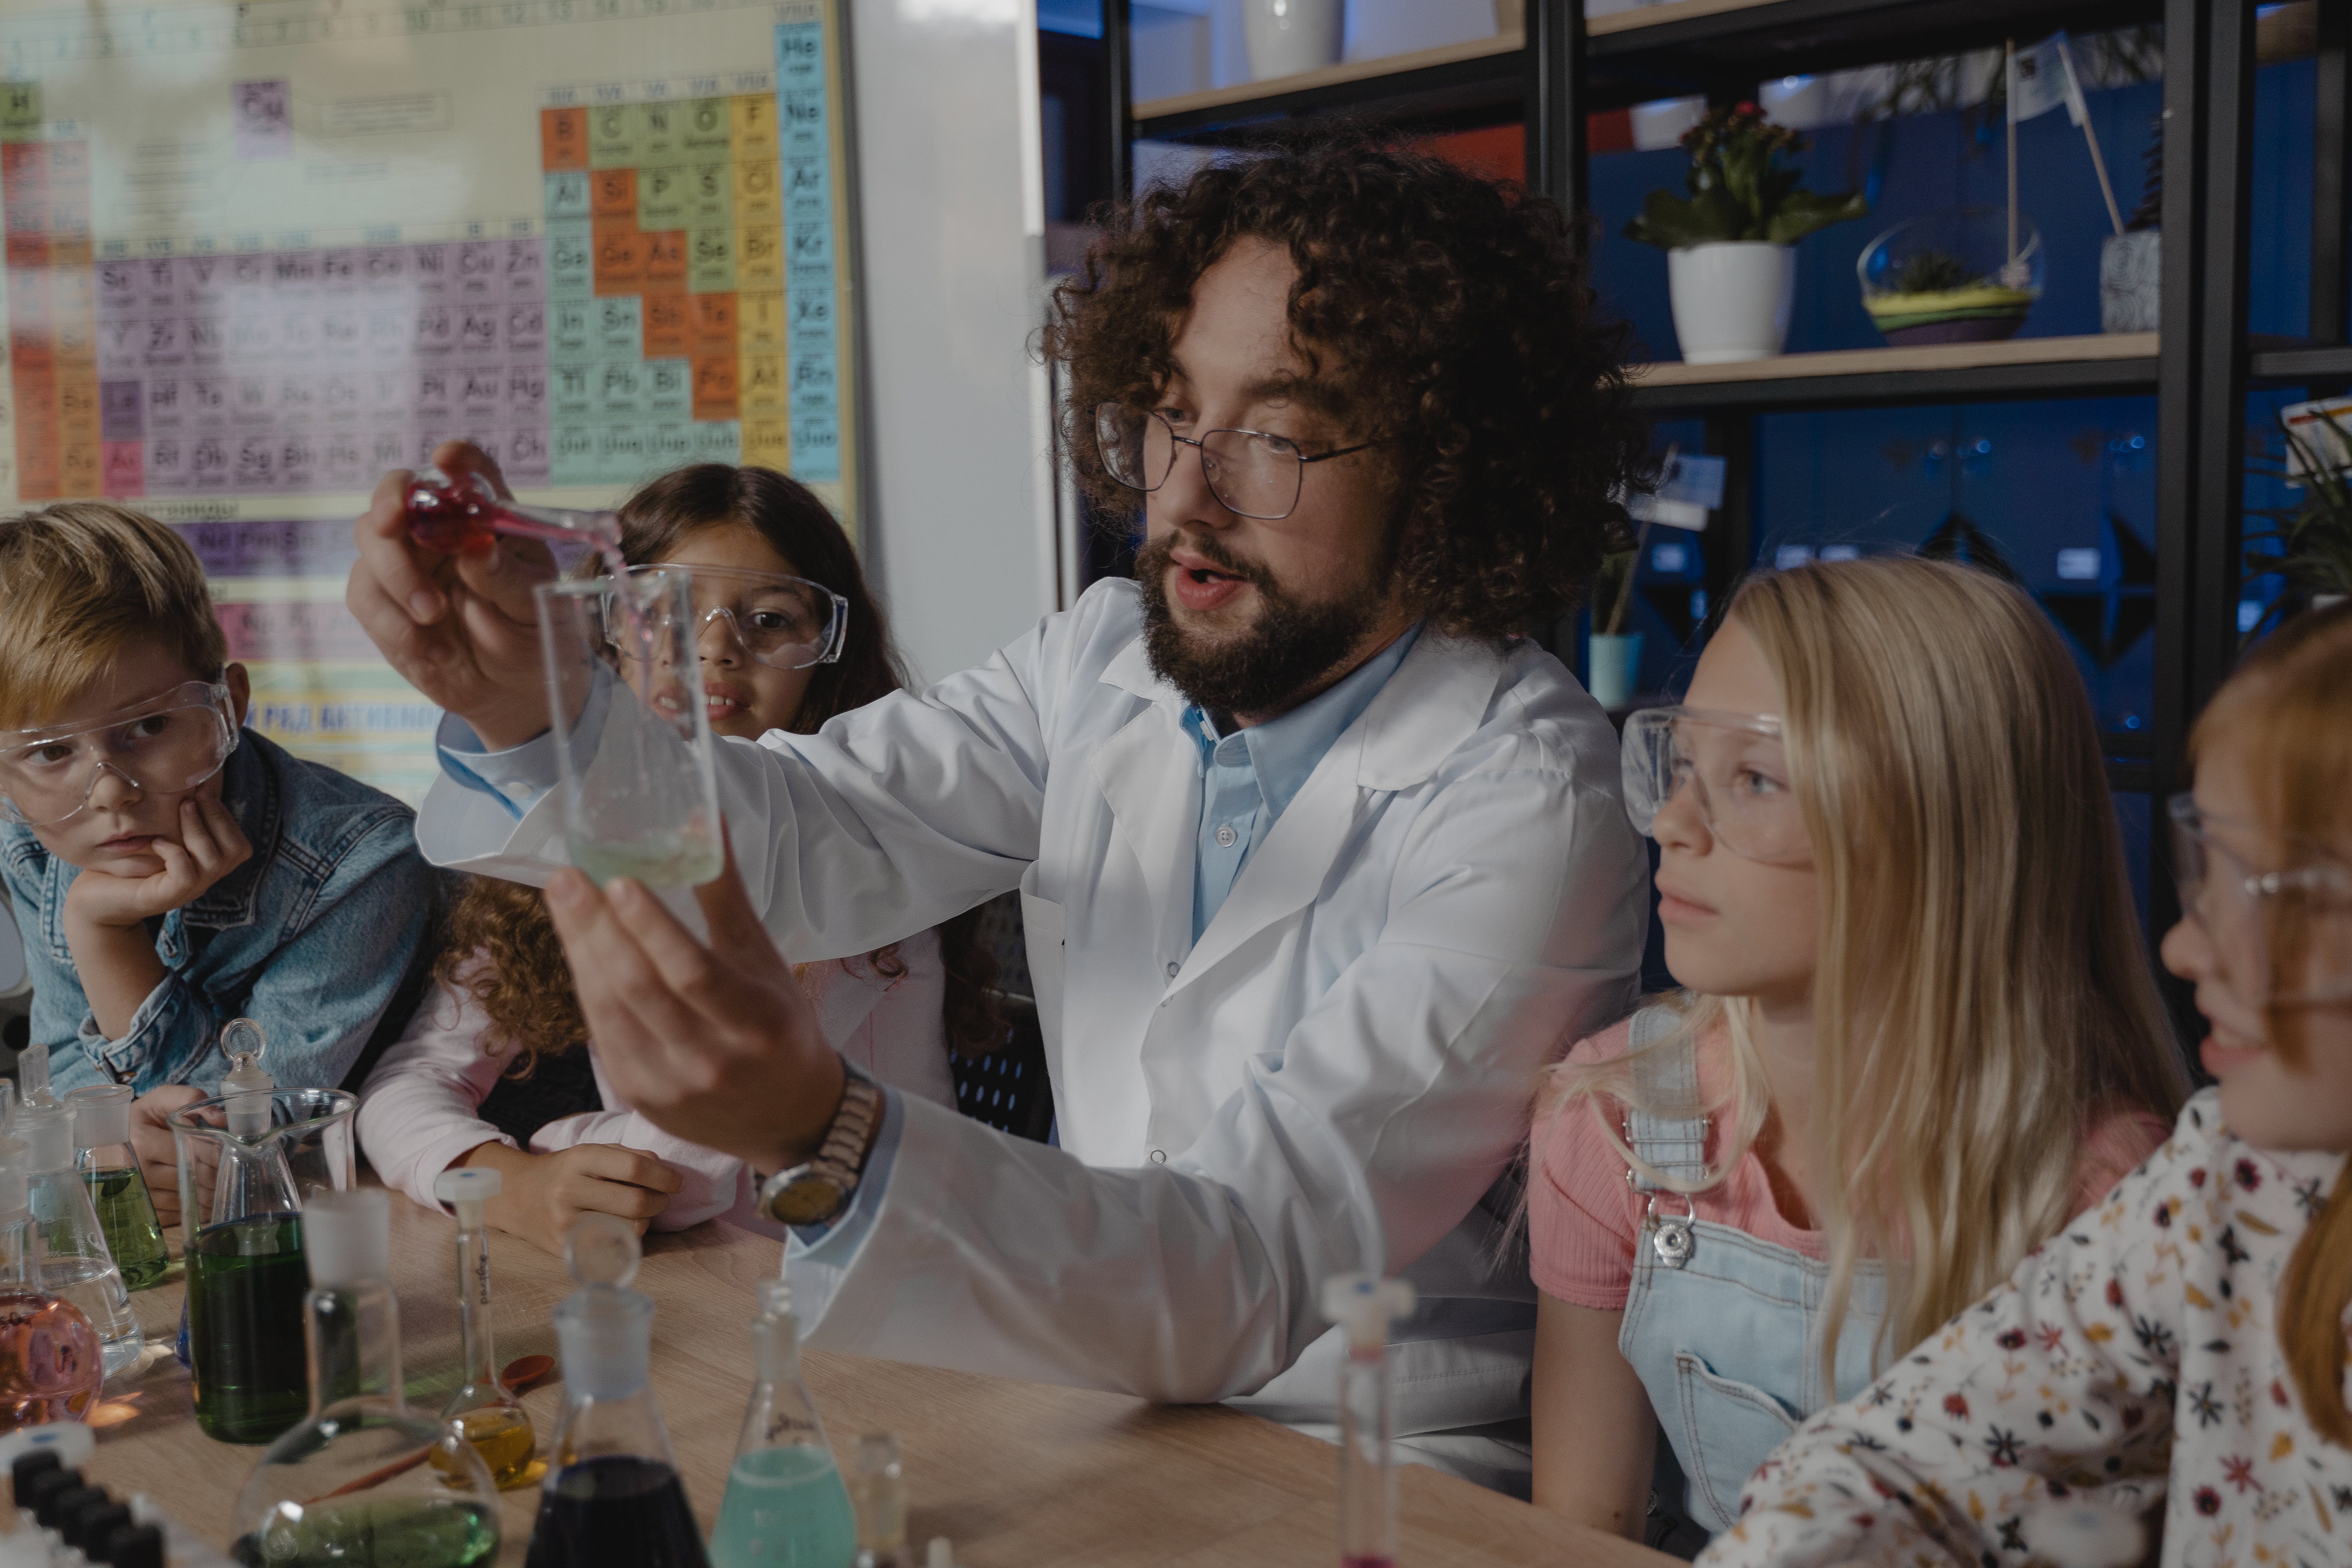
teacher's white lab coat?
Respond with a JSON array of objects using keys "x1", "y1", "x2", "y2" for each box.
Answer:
[{"x1": 419, "y1": 580, "x2": 1646, "y2": 1436}]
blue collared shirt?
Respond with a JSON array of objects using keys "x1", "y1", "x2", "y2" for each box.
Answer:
[{"x1": 1184, "y1": 625, "x2": 1420, "y2": 940}]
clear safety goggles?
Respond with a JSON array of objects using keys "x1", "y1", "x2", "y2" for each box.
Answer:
[
  {"x1": 603, "y1": 565, "x2": 848, "y2": 672},
  {"x1": 1620, "y1": 706, "x2": 1812, "y2": 867},
  {"x1": 2168, "y1": 794, "x2": 2352, "y2": 1009},
  {"x1": 0, "y1": 680, "x2": 239, "y2": 828}
]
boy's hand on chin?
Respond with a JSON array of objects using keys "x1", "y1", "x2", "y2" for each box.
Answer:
[{"x1": 65, "y1": 796, "x2": 252, "y2": 929}]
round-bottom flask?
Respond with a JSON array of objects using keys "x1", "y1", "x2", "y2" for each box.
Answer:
[{"x1": 231, "y1": 1190, "x2": 500, "y2": 1567}]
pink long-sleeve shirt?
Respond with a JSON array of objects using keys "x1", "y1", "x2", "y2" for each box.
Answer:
[{"x1": 357, "y1": 926, "x2": 958, "y2": 1235}]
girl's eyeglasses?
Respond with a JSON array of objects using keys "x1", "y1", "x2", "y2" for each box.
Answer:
[
  {"x1": 602, "y1": 565, "x2": 849, "y2": 672},
  {"x1": 2168, "y1": 793, "x2": 2352, "y2": 1009}
]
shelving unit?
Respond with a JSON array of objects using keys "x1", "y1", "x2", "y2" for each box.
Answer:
[{"x1": 1102, "y1": 0, "x2": 2348, "y2": 1008}]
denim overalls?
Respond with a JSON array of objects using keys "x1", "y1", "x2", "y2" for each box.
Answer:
[{"x1": 1616, "y1": 1006, "x2": 1887, "y2": 1539}]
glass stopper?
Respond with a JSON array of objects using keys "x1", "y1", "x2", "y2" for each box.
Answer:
[{"x1": 563, "y1": 1212, "x2": 641, "y2": 1289}]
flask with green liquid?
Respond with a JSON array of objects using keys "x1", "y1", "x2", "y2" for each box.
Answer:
[{"x1": 65, "y1": 1087, "x2": 166, "y2": 1292}]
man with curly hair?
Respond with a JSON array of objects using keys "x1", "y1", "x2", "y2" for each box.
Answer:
[{"x1": 349, "y1": 135, "x2": 1651, "y2": 1491}]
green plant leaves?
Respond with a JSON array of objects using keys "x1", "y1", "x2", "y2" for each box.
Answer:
[
  {"x1": 1764, "y1": 189, "x2": 1873, "y2": 246},
  {"x1": 1623, "y1": 185, "x2": 1753, "y2": 247}
]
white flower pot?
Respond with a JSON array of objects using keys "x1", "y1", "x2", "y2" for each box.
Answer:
[
  {"x1": 1587, "y1": 633, "x2": 1645, "y2": 710},
  {"x1": 1244, "y1": 0, "x2": 1343, "y2": 81},
  {"x1": 1667, "y1": 242, "x2": 1796, "y2": 364}
]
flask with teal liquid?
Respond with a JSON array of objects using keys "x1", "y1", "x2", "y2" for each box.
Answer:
[{"x1": 709, "y1": 1278, "x2": 856, "y2": 1568}]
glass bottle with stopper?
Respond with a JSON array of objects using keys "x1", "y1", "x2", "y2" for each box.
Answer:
[
  {"x1": 171, "y1": 1018, "x2": 362, "y2": 1445},
  {"x1": 17, "y1": 1103, "x2": 140, "y2": 1382},
  {"x1": 231, "y1": 1187, "x2": 500, "y2": 1568},
  {"x1": 0, "y1": 1136, "x2": 100, "y2": 1430},
  {"x1": 1321, "y1": 1273, "x2": 1416, "y2": 1568},
  {"x1": 65, "y1": 1086, "x2": 166, "y2": 1292},
  {"x1": 709, "y1": 1276, "x2": 856, "y2": 1568},
  {"x1": 527, "y1": 1214, "x2": 708, "y2": 1568},
  {"x1": 432, "y1": 1166, "x2": 540, "y2": 1489},
  {"x1": 404, "y1": 468, "x2": 623, "y2": 574}
]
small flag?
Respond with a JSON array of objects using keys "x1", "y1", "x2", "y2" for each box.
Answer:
[{"x1": 2011, "y1": 32, "x2": 2086, "y2": 126}]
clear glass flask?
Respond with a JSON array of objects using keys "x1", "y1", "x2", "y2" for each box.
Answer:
[
  {"x1": 17, "y1": 1104, "x2": 139, "y2": 1382},
  {"x1": 1321, "y1": 1274, "x2": 1415, "y2": 1568},
  {"x1": 709, "y1": 1279, "x2": 855, "y2": 1568},
  {"x1": 232, "y1": 1188, "x2": 500, "y2": 1567},
  {"x1": 526, "y1": 1214, "x2": 708, "y2": 1568},
  {"x1": 432, "y1": 1167, "x2": 540, "y2": 1489},
  {"x1": 0, "y1": 1136, "x2": 100, "y2": 1429},
  {"x1": 65, "y1": 1086, "x2": 167, "y2": 1292}
]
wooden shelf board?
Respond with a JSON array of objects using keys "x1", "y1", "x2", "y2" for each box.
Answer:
[
  {"x1": 1131, "y1": 33, "x2": 1522, "y2": 126},
  {"x1": 1628, "y1": 332, "x2": 2159, "y2": 387},
  {"x1": 1586, "y1": 0, "x2": 1784, "y2": 39}
]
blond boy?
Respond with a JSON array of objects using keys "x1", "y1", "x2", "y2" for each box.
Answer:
[{"x1": 0, "y1": 504, "x2": 435, "y2": 1217}]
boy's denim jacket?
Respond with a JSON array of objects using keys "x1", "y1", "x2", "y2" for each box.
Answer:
[{"x1": 0, "y1": 729, "x2": 437, "y2": 1096}]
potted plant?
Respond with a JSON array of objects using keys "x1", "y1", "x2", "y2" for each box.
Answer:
[
  {"x1": 2244, "y1": 407, "x2": 2352, "y2": 635},
  {"x1": 1857, "y1": 207, "x2": 2043, "y2": 346},
  {"x1": 1625, "y1": 102, "x2": 1870, "y2": 364}
]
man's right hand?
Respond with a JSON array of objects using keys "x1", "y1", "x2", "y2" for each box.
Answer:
[{"x1": 345, "y1": 439, "x2": 554, "y2": 752}]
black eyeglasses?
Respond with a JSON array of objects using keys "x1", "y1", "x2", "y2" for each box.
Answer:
[{"x1": 1093, "y1": 402, "x2": 1379, "y2": 521}]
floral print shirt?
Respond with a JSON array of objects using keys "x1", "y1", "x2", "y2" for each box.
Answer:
[{"x1": 1697, "y1": 1090, "x2": 2352, "y2": 1568}]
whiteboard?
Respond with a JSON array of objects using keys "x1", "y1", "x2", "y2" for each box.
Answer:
[{"x1": 0, "y1": 0, "x2": 980, "y2": 804}]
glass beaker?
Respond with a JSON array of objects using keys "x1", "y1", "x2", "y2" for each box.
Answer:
[
  {"x1": 65, "y1": 1087, "x2": 166, "y2": 1292},
  {"x1": 232, "y1": 1188, "x2": 501, "y2": 1567},
  {"x1": 167, "y1": 1088, "x2": 356, "y2": 1444},
  {"x1": 535, "y1": 569, "x2": 723, "y2": 890}
]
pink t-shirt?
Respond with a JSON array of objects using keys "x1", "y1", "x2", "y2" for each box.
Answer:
[{"x1": 1527, "y1": 1014, "x2": 2172, "y2": 1310}]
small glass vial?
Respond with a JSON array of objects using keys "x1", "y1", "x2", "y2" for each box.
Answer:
[
  {"x1": 65, "y1": 1087, "x2": 167, "y2": 1292},
  {"x1": 17, "y1": 1105, "x2": 139, "y2": 1382},
  {"x1": 433, "y1": 1166, "x2": 540, "y2": 1489},
  {"x1": 849, "y1": 1434, "x2": 907, "y2": 1568}
]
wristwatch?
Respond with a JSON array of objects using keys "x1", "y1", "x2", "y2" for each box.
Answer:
[{"x1": 756, "y1": 1060, "x2": 883, "y2": 1228}]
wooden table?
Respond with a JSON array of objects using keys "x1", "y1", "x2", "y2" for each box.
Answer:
[{"x1": 83, "y1": 1192, "x2": 1673, "y2": 1568}]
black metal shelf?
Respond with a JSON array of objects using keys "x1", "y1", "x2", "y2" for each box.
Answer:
[
  {"x1": 1133, "y1": 44, "x2": 1525, "y2": 141},
  {"x1": 2247, "y1": 343, "x2": 2352, "y2": 385},
  {"x1": 1628, "y1": 344, "x2": 2162, "y2": 415},
  {"x1": 1584, "y1": 0, "x2": 2161, "y2": 110}
]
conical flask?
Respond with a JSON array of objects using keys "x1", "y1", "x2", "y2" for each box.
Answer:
[
  {"x1": 231, "y1": 1188, "x2": 501, "y2": 1567},
  {"x1": 525, "y1": 1214, "x2": 708, "y2": 1568},
  {"x1": 0, "y1": 1135, "x2": 100, "y2": 1430},
  {"x1": 65, "y1": 1086, "x2": 167, "y2": 1292},
  {"x1": 17, "y1": 1104, "x2": 140, "y2": 1382},
  {"x1": 432, "y1": 1167, "x2": 540, "y2": 1488},
  {"x1": 168, "y1": 1024, "x2": 359, "y2": 1444},
  {"x1": 710, "y1": 1278, "x2": 855, "y2": 1568}
]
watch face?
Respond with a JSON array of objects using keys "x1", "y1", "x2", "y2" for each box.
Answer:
[{"x1": 768, "y1": 1175, "x2": 846, "y2": 1227}]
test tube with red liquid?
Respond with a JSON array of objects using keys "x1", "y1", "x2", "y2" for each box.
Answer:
[
  {"x1": 1322, "y1": 1274, "x2": 1415, "y2": 1568},
  {"x1": 403, "y1": 468, "x2": 623, "y2": 568}
]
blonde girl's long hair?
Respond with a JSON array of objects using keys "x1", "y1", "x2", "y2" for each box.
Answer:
[
  {"x1": 2198, "y1": 604, "x2": 2352, "y2": 1445},
  {"x1": 1545, "y1": 555, "x2": 2187, "y2": 1375}
]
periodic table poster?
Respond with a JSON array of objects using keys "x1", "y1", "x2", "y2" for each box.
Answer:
[{"x1": 0, "y1": 0, "x2": 862, "y2": 803}]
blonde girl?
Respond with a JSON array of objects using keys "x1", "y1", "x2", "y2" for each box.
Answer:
[
  {"x1": 1697, "y1": 601, "x2": 2352, "y2": 1568},
  {"x1": 1525, "y1": 556, "x2": 2186, "y2": 1547}
]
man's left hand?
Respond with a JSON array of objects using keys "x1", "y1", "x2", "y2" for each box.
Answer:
[{"x1": 543, "y1": 837, "x2": 844, "y2": 1174}]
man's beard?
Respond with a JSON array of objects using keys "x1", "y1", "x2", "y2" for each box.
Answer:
[{"x1": 1136, "y1": 531, "x2": 1388, "y2": 719}]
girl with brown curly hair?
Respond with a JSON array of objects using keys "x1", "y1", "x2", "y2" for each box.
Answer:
[{"x1": 356, "y1": 465, "x2": 998, "y2": 1254}]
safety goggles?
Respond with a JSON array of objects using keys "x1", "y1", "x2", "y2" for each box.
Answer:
[
  {"x1": 2167, "y1": 794, "x2": 2352, "y2": 1009},
  {"x1": 1620, "y1": 706, "x2": 1812, "y2": 867},
  {"x1": 0, "y1": 680, "x2": 239, "y2": 828},
  {"x1": 602, "y1": 565, "x2": 848, "y2": 672}
]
